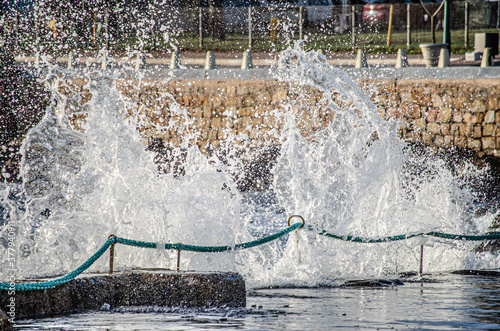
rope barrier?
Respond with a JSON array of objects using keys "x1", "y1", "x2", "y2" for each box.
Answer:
[
  {"x1": 315, "y1": 228, "x2": 500, "y2": 242},
  {"x1": 0, "y1": 236, "x2": 116, "y2": 292},
  {"x1": 0, "y1": 217, "x2": 304, "y2": 291},
  {"x1": 2, "y1": 214, "x2": 499, "y2": 291}
]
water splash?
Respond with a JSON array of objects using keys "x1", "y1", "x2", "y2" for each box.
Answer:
[{"x1": 1, "y1": 46, "x2": 498, "y2": 288}]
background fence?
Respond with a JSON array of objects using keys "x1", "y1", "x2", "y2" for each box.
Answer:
[{"x1": 1, "y1": 1, "x2": 499, "y2": 54}]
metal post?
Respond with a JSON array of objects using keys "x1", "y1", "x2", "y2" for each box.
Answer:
[
  {"x1": 108, "y1": 235, "x2": 116, "y2": 274},
  {"x1": 407, "y1": 3, "x2": 411, "y2": 49},
  {"x1": 419, "y1": 245, "x2": 424, "y2": 276},
  {"x1": 199, "y1": 7, "x2": 203, "y2": 48},
  {"x1": 299, "y1": 6, "x2": 304, "y2": 40},
  {"x1": 248, "y1": 6, "x2": 252, "y2": 50},
  {"x1": 443, "y1": 0, "x2": 451, "y2": 52},
  {"x1": 464, "y1": 2, "x2": 469, "y2": 49},
  {"x1": 175, "y1": 243, "x2": 184, "y2": 272},
  {"x1": 351, "y1": 5, "x2": 356, "y2": 49}
]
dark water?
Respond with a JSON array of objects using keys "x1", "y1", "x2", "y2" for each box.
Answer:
[{"x1": 17, "y1": 273, "x2": 500, "y2": 330}]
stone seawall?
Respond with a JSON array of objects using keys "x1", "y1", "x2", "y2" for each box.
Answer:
[
  {"x1": 361, "y1": 79, "x2": 500, "y2": 157},
  {"x1": 63, "y1": 76, "x2": 500, "y2": 157}
]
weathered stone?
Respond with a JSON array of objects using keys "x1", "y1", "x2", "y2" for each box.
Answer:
[
  {"x1": 468, "y1": 138, "x2": 481, "y2": 151},
  {"x1": 452, "y1": 111, "x2": 463, "y2": 123},
  {"x1": 427, "y1": 123, "x2": 441, "y2": 134},
  {"x1": 417, "y1": 94, "x2": 433, "y2": 107},
  {"x1": 484, "y1": 124, "x2": 495, "y2": 136},
  {"x1": 431, "y1": 94, "x2": 443, "y2": 107},
  {"x1": 0, "y1": 271, "x2": 245, "y2": 320},
  {"x1": 486, "y1": 95, "x2": 499, "y2": 111},
  {"x1": 422, "y1": 131, "x2": 434, "y2": 144},
  {"x1": 440, "y1": 124, "x2": 451, "y2": 135},
  {"x1": 483, "y1": 137, "x2": 496, "y2": 150},
  {"x1": 437, "y1": 107, "x2": 452, "y2": 123},
  {"x1": 460, "y1": 124, "x2": 473, "y2": 137},
  {"x1": 450, "y1": 123, "x2": 460, "y2": 135},
  {"x1": 453, "y1": 95, "x2": 468, "y2": 109},
  {"x1": 272, "y1": 89, "x2": 287, "y2": 103},
  {"x1": 209, "y1": 129, "x2": 218, "y2": 140},
  {"x1": 434, "y1": 135, "x2": 444, "y2": 147},
  {"x1": 477, "y1": 112, "x2": 485, "y2": 124},
  {"x1": 405, "y1": 130, "x2": 421, "y2": 142},
  {"x1": 426, "y1": 108, "x2": 439, "y2": 122},
  {"x1": 463, "y1": 112, "x2": 478, "y2": 124},
  {"x1": 413, "y1": 118, "x2": 426, "y2": 130},
  {"x1": 400, "y1": 91, "x2": 414, "y2": 103},
  {"x1": 454, "y1": 136, "x2": 467, "y2": 148},
  {"x1": 485, "y1": 110, "x2": 496, "y2": 124},
  {"x1": 474, "y1": 125, "x2": 483, "y2": 139},
  {"x1": 211, "y1": 117, "x2": 222, "y2": 128},
  {"x1": 496, "y1": 111, "x2": 500, "y2": 124},
  {"x1": 471, "y1": 99, "x2": 487, "y2": 113},
  {"x1": 227, "y1": 85, "x2": 236, "y2": 95},
  {"x1": 444, "y1": 135, "x2": 454, "y2": 146},
  {"x1": 255, "y1": 91, "x2": 272, "y2": 104}
]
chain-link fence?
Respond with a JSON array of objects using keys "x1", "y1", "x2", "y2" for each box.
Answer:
[{"x1": 1, "y1": 1, "x2": 499, "y2": 54}]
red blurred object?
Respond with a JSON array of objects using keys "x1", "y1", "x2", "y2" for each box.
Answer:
[{"x1": 362, "y1": 4, "x2": 388, "y2": 21}]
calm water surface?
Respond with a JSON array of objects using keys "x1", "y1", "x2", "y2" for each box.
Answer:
[{"x1": 17, "y1": 273, "x2": 500, "y2": 330}]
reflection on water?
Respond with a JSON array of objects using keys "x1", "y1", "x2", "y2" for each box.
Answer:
[{"x1": 18, "y1": 273, "x2": 500, "y2": 330}]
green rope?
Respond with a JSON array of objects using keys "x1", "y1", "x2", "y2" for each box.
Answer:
[
  {"x1": 0, "y1": 222, "x2": 302, "y2": 291},
  {"x1": 3, "y1": 219, "x2": 500, "y2": 292},
  {"x1": 316, "y1": 228, "x2": 500, "y2": 242},
  {"x1": 0, "y1": 236, "x2": 116, "y2": 292},
  {"x1": 117, "y1": 221, "x2": 302, "y2": 252}
]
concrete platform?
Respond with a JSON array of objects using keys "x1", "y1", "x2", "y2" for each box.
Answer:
[{"x1": 0, "y1": 270, "x2": 245, "y2": 321}]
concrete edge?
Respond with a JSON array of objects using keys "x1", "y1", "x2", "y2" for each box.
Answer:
[{"x1": 0, "y1": 271, "x2": 245, "y2": 320}]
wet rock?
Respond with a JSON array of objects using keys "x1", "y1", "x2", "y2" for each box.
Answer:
[
  {"x1": 0, "y1": 271, "x2": 245, "y2": 319},
  {"x1": 0, "y1": 308, "x2": 12, "y2": 331},
  {"x1": 341, "y1": 278, "x2": 404, "y2": 287},
  {"x1": 451, "y1": 270, "x2": 500, "y2": 276}
]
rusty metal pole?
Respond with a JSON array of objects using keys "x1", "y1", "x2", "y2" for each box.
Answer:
[
  {"x1": 419, "y1": 245, "x2": 424, "y2": 276},
  {"x1": 108, "y1": 235, "x2": 116, "y2": 274},
  {"x1": 176, "y1": 244, "x2": 183, "y2": 272}
]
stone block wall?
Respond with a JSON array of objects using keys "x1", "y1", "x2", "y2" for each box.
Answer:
[
  {"x1": 64, "y1": 79, "x2": 333, "y2": 153},
  {"x1": 360, "y1": 79, "x2": 500, "y2": 157},
  {"x1": 62, "y1": 78, "x2": 500, "y2": 158}
]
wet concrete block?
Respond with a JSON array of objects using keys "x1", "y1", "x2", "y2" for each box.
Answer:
[{"x1": 0, "y1": 271, "x2": 245, "y2": 319}]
